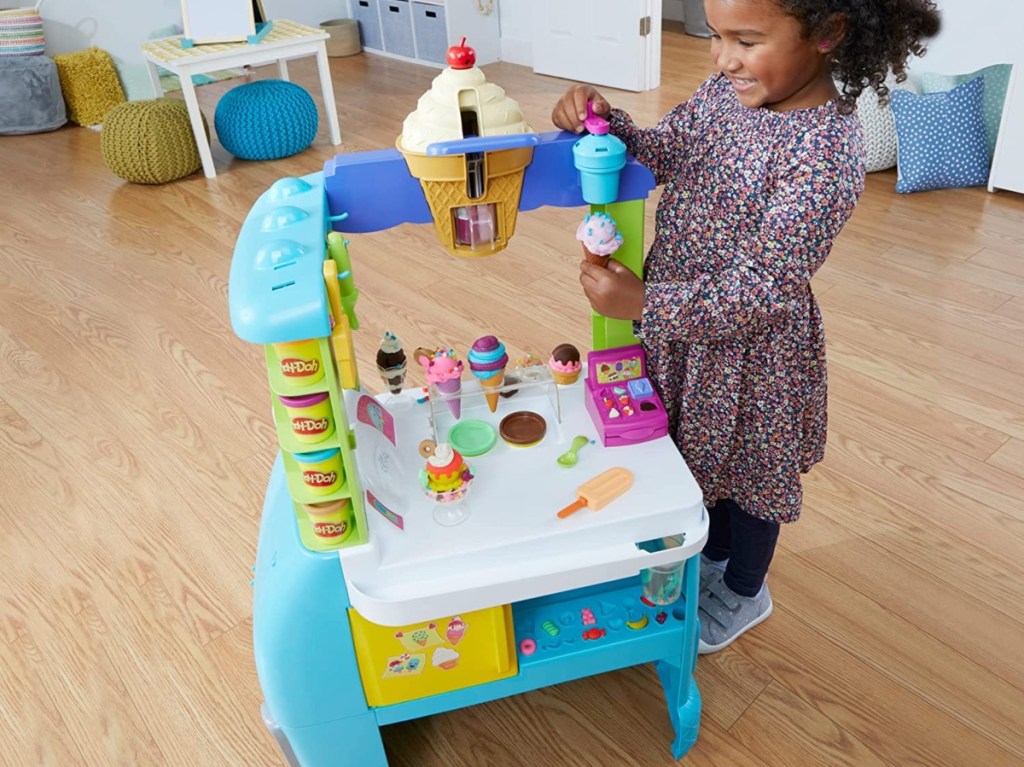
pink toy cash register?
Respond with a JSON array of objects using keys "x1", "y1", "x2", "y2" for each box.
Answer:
[{"x1": 584, "y1": 344, "x2": 668, "y2": 447}]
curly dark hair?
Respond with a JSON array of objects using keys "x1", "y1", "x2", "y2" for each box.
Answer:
[{"x1": 779, "y1": 0, "x2": 942, "y2": 113}]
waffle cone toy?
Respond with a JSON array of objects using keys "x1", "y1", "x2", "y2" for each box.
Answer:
[
  {"x1": 479, "y1": 371, "x2": 505, "y2": 412},
  {"x1": 582, "y1": 243, "x2": 611, "y2": 268},
  {"x1": 576, "y1": 212, "x2": 622, "y2": 268},
  {"x1": 396, "y1": 38, "x2": 534, "y2": 257},
  {"x1": 468, "y1": 335, "x2": 509, "y2": 413}
]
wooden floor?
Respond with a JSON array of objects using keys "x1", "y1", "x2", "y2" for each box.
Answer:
[{"x1": 2, "y1": 23, "x2": 1024, "y2": 767}]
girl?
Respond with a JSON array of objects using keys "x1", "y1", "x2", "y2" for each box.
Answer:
[{"x1": 552, "y1": 0, "x2": 940, "y2": 653}]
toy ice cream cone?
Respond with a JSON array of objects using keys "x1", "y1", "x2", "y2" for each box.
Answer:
[
  {"x1": 396, "y1": 39, "x2": 534, "y2": 257},
  {"x1": 435, "y1": 377, "x2": 463, "y2": 419},
  {"x1": 576, "y1": 212, "x2": 622, "y2": 268},
  {"x1": 479, "y1": 374, "x2": 505, "y2": 412},
  {"x1": 549, "y1": 343, "x2": 582, "y2": 385},
  {"x1": 376, "y1": 330, "x2": 407, "y2": 394},
  {"x1": 467, "y1": 335, "x2": 508, "y2": 413},
  {"x1": 582, "y1": 243, "x2": 611, "y2": 268},
  {"x1": 416, "y1": 346, "x2": 464, "y2": 419}
]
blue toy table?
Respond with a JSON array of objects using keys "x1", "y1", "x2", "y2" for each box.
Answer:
[{"x1": 231, "y1": 132, "x2": 710, "y2": 766}]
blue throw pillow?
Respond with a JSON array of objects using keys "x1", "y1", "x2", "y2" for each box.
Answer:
[
  {"x1": 890, "y1": 77, "x2": 990, "y2": 194},
  {"x1": 919, "y1": 64, "x2": 1012, "y2": 160}
]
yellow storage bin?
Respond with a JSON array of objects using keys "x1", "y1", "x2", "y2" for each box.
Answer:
[{"x1": 349, "y1": 605, "x2": 517, "y2": 707}]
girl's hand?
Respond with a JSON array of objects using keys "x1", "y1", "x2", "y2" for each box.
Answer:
[
  {"x1": 552, "y1": 84, "x2": 611, "y2": 133},
  {"x1": 579, "y1": 259, "x2": 645, "y2": 321}
]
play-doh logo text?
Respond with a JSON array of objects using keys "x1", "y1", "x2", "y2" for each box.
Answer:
[
  {"x1": 293, "y1": 417, "x2": 330, "y2": 435},
  {"x1": 280, "y1": 357, "x2": 320, "y2": 377},
  {"x1": 313, "y1": 521, "x2": 347, "y2": 538},
  {"x1": 303, "y1": 470, "x2": 337, "y2": 487}
]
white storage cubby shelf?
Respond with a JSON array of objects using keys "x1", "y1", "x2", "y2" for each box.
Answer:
[{"x1": 348, "y1": 0, "x2": 500, "y2": 67}]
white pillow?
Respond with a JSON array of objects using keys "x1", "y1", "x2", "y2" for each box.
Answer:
[{"x1": 845, "y1": 75, "x2": 918, "y2": 173}]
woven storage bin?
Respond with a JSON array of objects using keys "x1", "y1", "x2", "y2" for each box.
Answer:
[
  {"x1": 101, "y1": 98, "x2": 205, "y2": 184},
  {"x1": 0, "y1": 5, "x2": 45, "y2": 56},
  {"x1": 214, "y1": 80, "x2": 318, "y2": 161}
]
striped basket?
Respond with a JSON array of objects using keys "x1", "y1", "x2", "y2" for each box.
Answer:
[{"x1": 0, "y1": 3, "x2": 45, "y2": 57}]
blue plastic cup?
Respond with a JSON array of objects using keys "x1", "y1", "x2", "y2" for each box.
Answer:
[{"x1": 573, "y1": 133, "x2": 627, "y2": 204}]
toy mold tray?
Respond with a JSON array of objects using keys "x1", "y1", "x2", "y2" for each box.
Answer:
[{"x1": 339, "y1": 383, "x2": 707, "y2": 626}]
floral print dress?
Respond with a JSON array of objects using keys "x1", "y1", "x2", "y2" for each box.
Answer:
[{"x1": 608, "y1": 73, "x2": 865, "y2": 523}]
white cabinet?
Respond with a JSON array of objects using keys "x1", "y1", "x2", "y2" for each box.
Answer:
[
  {"x1": 347, "y1": 0, "x2": 500, "y2": 67},
  {"x1": 989, "y1": 64, "x2": 1024, "y2": 195}
]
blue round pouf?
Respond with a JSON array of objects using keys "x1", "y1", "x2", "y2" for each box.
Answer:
[{"x1": 215, "y1": 80, "x2": 319, "y2": 161}]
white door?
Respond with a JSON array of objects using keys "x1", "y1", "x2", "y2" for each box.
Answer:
[{"x1": 531, "y1": 0, "x2": 662, "y2": 92}]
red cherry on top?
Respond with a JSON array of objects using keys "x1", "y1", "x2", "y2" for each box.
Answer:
[{"x1": 447, "y1": 36, "x2": 476, "y2": 69}]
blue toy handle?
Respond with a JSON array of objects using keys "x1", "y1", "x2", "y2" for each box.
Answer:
[{"x1": 426, "y1": 134, "x2": 541, "y2": 156}]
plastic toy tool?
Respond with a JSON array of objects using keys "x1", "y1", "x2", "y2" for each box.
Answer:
[
  {"x1": 572, "y1": 101, "x2": 627, "y2": 205},
  {"x1": 556, "y1": 467, "x2": 634, "y2": 518}
]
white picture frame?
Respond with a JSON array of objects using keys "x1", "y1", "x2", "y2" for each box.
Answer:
[{"x1": 181, "y1": 0, "x2": 258, "y2": 45}]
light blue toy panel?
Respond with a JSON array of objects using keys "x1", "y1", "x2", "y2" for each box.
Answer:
[{"x1": 229, "y1": 173, "x2": 333, "y2": 345}]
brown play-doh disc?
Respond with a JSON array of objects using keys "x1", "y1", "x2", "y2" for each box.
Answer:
[{"x1": 499, "y1": 411, "x2": 547, "y2": 447}]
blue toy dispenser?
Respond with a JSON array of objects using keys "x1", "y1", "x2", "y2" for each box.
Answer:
[{"x1": 572, "y1": 102, "x2": 627, "y2": 204}]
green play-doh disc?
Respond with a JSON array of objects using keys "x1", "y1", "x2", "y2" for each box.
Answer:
[{"x1": 447, "y1": 419, "x2": 498, "y2": 457}]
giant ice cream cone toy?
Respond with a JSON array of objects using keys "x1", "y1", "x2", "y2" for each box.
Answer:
[
  {"x1": 396, "y1": 38, "x2": 535, "y2": 257},
  {"x1": 416, "y1": 346, "x2": 464, "y2": 419},
  {"x1": 467, "y1": 335, "x2": 508, "y2": 413}
]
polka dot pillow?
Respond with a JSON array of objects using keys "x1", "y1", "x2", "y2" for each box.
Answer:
[
  {"x1": 919, "y1": 64, "x2": 1011, "y2": 161},
  {"x1": 890, "y1": 76, "x2": 990, "y2": 194}
]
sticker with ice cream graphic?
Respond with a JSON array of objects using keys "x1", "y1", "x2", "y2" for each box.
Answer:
[
  {"x1": 445, "y1": 615, "x2": 468, "y2": 645},
  {"x1": 382, "y1": 653, "x2": 425, "y2": 679},
  {"x1": 395, "y1": 622, "x2": 444, "y2": 652},
  {"x1": 432, "y1": 647, "x2": 460, "y2": 671}
]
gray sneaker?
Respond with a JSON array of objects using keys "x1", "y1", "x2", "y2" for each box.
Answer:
[
  {"x1": 700, "y1": 554, "x2": 727, "y2": 588},
  {"x1": 697, "y1": 569, "x2": 772, "y2": 654}
]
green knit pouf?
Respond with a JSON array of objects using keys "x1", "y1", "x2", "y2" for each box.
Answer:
[{"x1": 101, "y1": 98, "x2": 206, "y2": 184}]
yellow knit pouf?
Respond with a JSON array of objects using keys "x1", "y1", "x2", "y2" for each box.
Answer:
[
  {"x1": 101, "y1": 98, "x2": 206, "y2": 185},
  {"x1": 52, "y1": 47, "x2": 125, "y2": 126}
]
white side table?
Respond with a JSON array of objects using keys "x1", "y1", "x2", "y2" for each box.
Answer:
[{"x1": 142, "y1": 19, "x2": 342, "y2": 179}]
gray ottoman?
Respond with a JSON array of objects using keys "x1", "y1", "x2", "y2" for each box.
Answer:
[{"x1": 0, "y1": 55, "x2": 67, "y2": 135}]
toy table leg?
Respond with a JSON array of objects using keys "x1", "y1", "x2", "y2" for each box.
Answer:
[
  {"x1": 254, "y1": 455, "x2": 387, "y2": 767},
  {"x1": 314, "y1": 44, "x2": 343, "y2": 146},
  {"x1": 279, "y1": 711, "x2": 386, "y2": 767},
  {"x1": 144, "y1": 59, "x2": 164, "y2": 98},
  {"x1": 277, "y1": 59, "x2": 290, "y2": 81},
  {"x1": 177, "y1": 72, "x2": 217, "y2": 178},
  {"x1": 656, "y1": 554, "x2": 702, "y2": 758}
]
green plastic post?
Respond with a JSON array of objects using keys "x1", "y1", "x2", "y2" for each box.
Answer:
[
  {"x1": 326, "y1": 232, "x2": 360, "y2": 331},
  {"x1": 590, "y1": 199, "x2": 645, "y2": 350}
]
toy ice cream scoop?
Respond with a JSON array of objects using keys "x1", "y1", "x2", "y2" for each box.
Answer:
[
  {"x1": 549, "y1": 343, "x2": 582, "y2": 385},
  {"x1": 576, "y1": 212, "x2": 623, "y2": 268},
  {"x1": 557, "y1": 467, "x2": 634, "y2": 518},
  {"x1": 467, "y1": 335, "x2": 508, "y2": 413},
  {"x1": 376, "y1": 330, "x2": 407, "y2": 394},
  {"x1": 416, "y1": 346, "x2": 464, "y2": 419}
]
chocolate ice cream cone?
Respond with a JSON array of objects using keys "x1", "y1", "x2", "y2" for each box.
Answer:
[{"x1": 582, "y1": 244, "x2": 610, "y2": 268}]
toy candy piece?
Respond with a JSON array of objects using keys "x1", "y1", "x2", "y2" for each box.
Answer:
[{"x1": 556, "y1": 467, "x2": 634, "y2": 519}]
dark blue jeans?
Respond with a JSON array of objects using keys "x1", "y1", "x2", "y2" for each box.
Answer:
[{"x1": 702, "y1": 498, "x2": 780, "y2": 597}]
